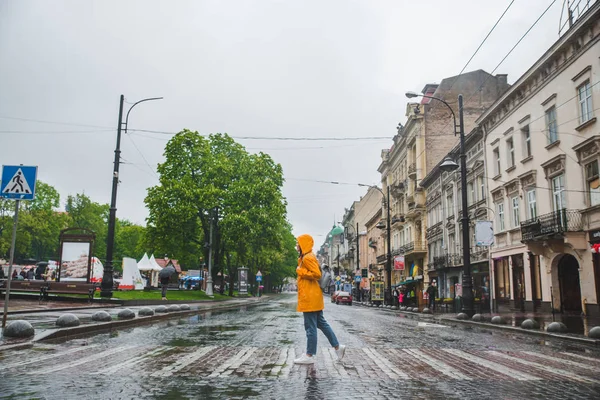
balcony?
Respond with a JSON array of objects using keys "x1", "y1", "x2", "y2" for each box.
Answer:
[
  {"x1": 376, "y1": 254, "x2": 387, "y2": 264},
  {"x1": 408, "y1": 162, "x2": 417, "y2": 179},
  {"x1": 391, "y1": 214, "x2": 405, "y2": 226},
  {"x1": 446, "y1": 253, "x2": 463, "y2": 267},
  {"x1": 402, "y1": 240, "x2": 427, "y2": 255},
  {"x1": 433, "y1": 255, "x2": 447, "y2": 270},
  {"x1": 391, "y1": 181, "x2": 406, "y2": 198},
  {"x1": 470, "y1": 249, "x2": 489, "y2": 263},
  {"x1": 391, "y1": 248, "x2": 403, "y2": 256},
  {"x1": 520, "y1": 209, "x2": 583, "y2": 242}
]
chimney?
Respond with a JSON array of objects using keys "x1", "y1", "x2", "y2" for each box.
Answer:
[{"x1": 495, "y1": 74, "x2": 508, "y2": 86}]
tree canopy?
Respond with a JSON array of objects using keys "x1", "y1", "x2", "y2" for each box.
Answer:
[{"x1": 145, "y1": 130, "x2": 297, "y2": 291}]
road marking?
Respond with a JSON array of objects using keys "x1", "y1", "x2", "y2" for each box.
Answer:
[
  {"x1": 269, "y1": 346, "x2": 290, "y2": 376},
  {"x1": 31, "y1": 346, "x2": 136, "y2": 375},
  {"x1": 417, "y1": 322, "x2": 448, "y2": 328},
  {"x1": 523, "y1": 351, "x2": 600, "y2": 373},
  {"x1": 0, "y1": 345, "x2": 96, "y2": 371},
  {"x1": 94, "y1": 346, "x2": 169, "y2": 375},
  {"x1": 362, "y1": 348, "x2": 406, "y2": 379},
  {"x1": 279, "y1": 347, "x2": 295, "y2": 378},
  {"x1": 488, "y1": 351, "x2": 600, "y2": 384},
  {"x1": 152, "y1": 346, "x2": 216, "y2": 377},
  {"x1": 561, "y1": 352, "x2": 600, "y2": 364},
  {"x1": 221, "y1": 347, "x2": 258, "y2": 377},
  {"x1": 208, "y1": 347, "x2": 257, "y2": 378},
  {"x1": 404, "y1": 348, "x2": 472, "y2": 380},
  {"x1": 443, "y1": 349, "x2": 540, "y2": 381}
]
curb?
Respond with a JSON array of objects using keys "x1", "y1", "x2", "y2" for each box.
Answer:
[
  {"x1": 356, "y1": 302, "x2": 600, "y2": 347},
  {"x1": 3, "y1": 304, "x2": 120, "y2": 316},
  {"x1": 0, "y1": 297, "x2": 270, "y2": 352}
]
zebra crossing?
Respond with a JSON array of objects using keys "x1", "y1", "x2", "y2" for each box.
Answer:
[{"x1": 3, "y1": 344, "x2": 599, "y2": 383}]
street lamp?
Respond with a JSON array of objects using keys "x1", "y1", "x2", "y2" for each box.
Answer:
[
  {"x1": 358, "y1": 184, "x2": 392, "y2": 306},
  {"x1": 101, "y1": 94, "x2": 163, "y2": 298},
  {"x1": 404, "y1": 91, "x2": 474, "y2": 317}
]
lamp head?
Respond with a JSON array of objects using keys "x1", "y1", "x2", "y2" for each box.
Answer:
[
  {"x1": 405, "y1": 91, "x2": 420, "y2": 99},
  {"x1": 439, "y1": 156, "x2": 459, "y2": 173}
]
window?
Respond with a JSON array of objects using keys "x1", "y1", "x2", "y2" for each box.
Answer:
[
  {"x1": 493, "y1": 148, "x2": 501, "y2": 175},
  {"x1": 467, "y1": 182, "x2": 474, "y2": 205},
  {"x1": 578, "y1": 81, "x2": 593, "y2": 123},
  {"x1": 522, "y1": 126, "x2": 531, "y2": 158},
  {"x1": 448, "y1": 233, "x2": 455, "y2": 252},
  {"x1": 478, "y1": 176, "x2": 485, "y2": 201},
  {"x1": 585, "y1": 160, "x2": 600, "y2": 207},
  {"x1": 507, "y1": 138, "x2": 515, "y2": 168},
  {"x1": 446, "y1": 194, "x2": 454, "y2": 216},
  {"x1": 496, "y1": 202, "x2": 505, "y2": 232},
  {"x1": 526, "y1": 190, "x2": 537, "y2": 220},
  {"x1": 552, "y1": 174, "x2": 566, "y2": 211},
  {"x1": 545, "y1": 107, "x2": 558, "y2": 144},
  {"x1": 511, "y1": 196, "x2": 520, "y2": 227}
]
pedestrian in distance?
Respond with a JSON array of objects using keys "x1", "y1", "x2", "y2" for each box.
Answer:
[
  {"x1": 160, "y1": 276, "x2": 170, "y2": 300},
  {"x1": 426, "y1": 281, "x2": 438, "y2": 311},
  {"x1": 294, "y1": 234, "x2": 346, "y2": 365},
  {"x1": 398, "y1": 290, "x2": 405, "y2": 307}
]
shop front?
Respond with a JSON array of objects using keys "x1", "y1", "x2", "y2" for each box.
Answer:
[
  {"x1": 493, "y1": 256, "x2": 511, "y2": 312},
  {"x1": 592, "y1": 228, "x2": 600, "y2": 317},
  {"x1": 471, "y1": 261, "x2": 490, "y2": 312}
]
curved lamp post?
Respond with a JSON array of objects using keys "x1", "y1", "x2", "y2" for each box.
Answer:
[
  {"x1": 101, "y1": 95, "x2": 163, "y2": 298},
  {"x1": 405, "y1": 91, "x2": 474, "y2": 317}
]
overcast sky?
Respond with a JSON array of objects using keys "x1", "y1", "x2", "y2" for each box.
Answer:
[{"x1": 0, "y1": 0, "x2": 568, "y2": 244}]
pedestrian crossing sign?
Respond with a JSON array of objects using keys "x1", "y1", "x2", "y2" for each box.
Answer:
[{"x1": 1, "y1": 165, "x2": 37, "y2": 200}]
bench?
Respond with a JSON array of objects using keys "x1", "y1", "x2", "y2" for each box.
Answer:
[{"x1": 0, "y1": 280, "x2": 98, "y2": 303}]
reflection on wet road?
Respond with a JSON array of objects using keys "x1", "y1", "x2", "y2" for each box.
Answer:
[{"x1": 1, "y1": 294, "x2": 600, "y2": 399}]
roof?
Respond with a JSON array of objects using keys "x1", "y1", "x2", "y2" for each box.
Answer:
[{"x1": 156, "y1": 258, "x2": 182, "y2": 273}]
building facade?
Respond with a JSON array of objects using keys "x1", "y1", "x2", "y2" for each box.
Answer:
[
  {"x1": 420, "y1": 127, "x2": 491, "y2": 309},
  {"x1": 378, "y1": 70, "x2": 511, "y2": 306},
  {"x1": 479, "y1": 4, "x2": 600, "y2": 316}
]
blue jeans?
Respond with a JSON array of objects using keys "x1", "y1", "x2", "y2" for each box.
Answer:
[{"x1": 303, "y1": 311, "x2": 339, "y2": 356}]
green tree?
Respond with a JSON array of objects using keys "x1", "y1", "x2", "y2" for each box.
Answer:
[
  {"x1": 145, "y1": 130, "x2": 296, "y2": 292},
  {"x1": 114, "y1": 219, "x2": 145, "y2": 268},
  {"x1": 65, "y1": 193, "x2": 109, "y2": 261}
]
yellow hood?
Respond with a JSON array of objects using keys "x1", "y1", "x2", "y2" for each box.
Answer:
[{"x1": 297, "y1": 234, "x2": 314, "y2": 255}]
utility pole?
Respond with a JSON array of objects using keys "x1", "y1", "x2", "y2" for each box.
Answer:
[
  {"x1": 101, "y1": 95, "x2": 124, "y2": 298},
  {"x1": 206, "y1": 209, "x2": 214, "y2": 297},
  {"x1": 355, "y1": 222, "x2": 360, "y2": 302},
  {"x1": 386, "y1": 186, "x2": 392, "y2": 306}
]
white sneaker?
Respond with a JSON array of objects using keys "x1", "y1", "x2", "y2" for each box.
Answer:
[
  {"x1": 335, "y1": 345, "x2": 346, "y2": 361},
  {"x1": 293, "y1": 354, "x2": 315, "y2": 365}
]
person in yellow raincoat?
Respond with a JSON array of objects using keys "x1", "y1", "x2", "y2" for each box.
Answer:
[{"x1": 294, "y1": 234, "x2": 346, "y2": 365}]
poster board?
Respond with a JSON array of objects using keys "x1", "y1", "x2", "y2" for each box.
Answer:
[
  {"x1": 372, "y1": 281, "x2": 384, "y2": 301},
  {"x1": 58, "y1": 228, "x2": 95, "y2": 283}
]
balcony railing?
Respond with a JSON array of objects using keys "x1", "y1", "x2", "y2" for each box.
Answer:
[
  {"x1": 402, "y1": 240, "x2": 426, "y2": 255},
  {"x1": 433, "y1": 255, "x2": 447, "y2": 270},
  {"x1": 520, "y1": 209, "x2": 583, "y2": 242},
  {"x1": 376, "y1": 254, "x2": 387, "y2": 264}
]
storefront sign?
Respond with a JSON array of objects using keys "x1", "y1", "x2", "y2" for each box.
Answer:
[
  {"x1": 394, "y1": 255, "x2": 405, "y2": 270},
  {"x1": 589, "y1": 229, "x2": 600, "y2": 243},
  {"x1": 475, "y1": 221, "x2": 494, "y2": 246}
]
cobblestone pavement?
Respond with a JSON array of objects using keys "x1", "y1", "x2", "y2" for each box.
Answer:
[{"x1": 1, "y1": 294, "x2": 600, "y2": 399}]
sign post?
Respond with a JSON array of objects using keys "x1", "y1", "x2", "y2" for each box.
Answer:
[
  {"x1": 1, "y1": 165, "x2": 38, "y2": 332},
  {"x1": 256, "y1": 270, "x2": 262, "y2": 297}
]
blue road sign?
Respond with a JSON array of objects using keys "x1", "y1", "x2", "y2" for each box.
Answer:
[
  {"x1": 256, "y1": 275, "x2": 263, "y2": 282},
  {"x1": 1, "y1": 165, "x2": 37, "y2": 200}
]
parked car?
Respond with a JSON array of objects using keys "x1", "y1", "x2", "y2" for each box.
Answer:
[
  {"x1": 336, "y1": 291, "x2": 352, "y2": 306},
  {"x1": 331, "y1": 290, "x2": 342, "y2": 303}
]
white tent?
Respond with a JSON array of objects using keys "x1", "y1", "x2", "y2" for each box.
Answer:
[
  {"x1": 120, "y1": 257, "x2": 144, "y2": 290},
  {"x1": 149, "y1": 254, "x2": 163, "y2": 272},
  {"x1": 138, "y1": 253, "x2": 160, "y2": 287}
]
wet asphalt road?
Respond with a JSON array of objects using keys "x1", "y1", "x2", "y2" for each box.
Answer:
[{"x1": 1, "y1": 293, "x2": 600, "y2": 399}]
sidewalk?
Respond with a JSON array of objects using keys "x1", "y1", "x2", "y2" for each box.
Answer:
[
  {"x1": 0, "y1": 295, "x2": 271, "y2": 350},
  {"x1": 356, "y1": 301, "x2": 600, "y2": 346}
]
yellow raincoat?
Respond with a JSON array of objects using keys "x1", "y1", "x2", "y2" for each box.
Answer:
[{"x1": 296, "y1": 234, "x2": 324, "y2": 313}]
